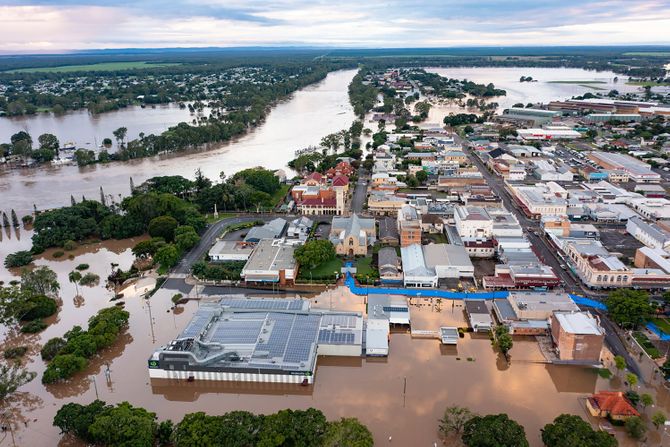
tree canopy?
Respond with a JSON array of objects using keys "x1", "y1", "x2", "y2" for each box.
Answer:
[
  {"x1": 605, "y1": 289, "x2": 653, "y2": 328},
  {"x1": 462, "y1": 414, "x2": 529, "y2": 447},
  {"x1": 294, "y1": 240, "x2": 336, "y2": 270},
  {"x1": 541, "y1": 414, "x2": 617, "y2": 447}
]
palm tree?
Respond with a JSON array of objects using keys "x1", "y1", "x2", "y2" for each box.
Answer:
[{"x1": 68, "y1": 270, "x2": 82, "y2": 296}]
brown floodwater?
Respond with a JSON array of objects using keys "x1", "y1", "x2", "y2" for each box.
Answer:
[
  {"x1": 3, "y1": 244, "x2": 670, "y2": 447},
  {"x1": 0, "y1": 69, "x2": 358, "y2": 216}
]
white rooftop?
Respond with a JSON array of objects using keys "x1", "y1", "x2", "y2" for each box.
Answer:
[{"x1": 554, "y1": 312, "x2": 602, "y2": 335}]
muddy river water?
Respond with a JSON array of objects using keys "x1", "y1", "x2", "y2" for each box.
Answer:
[{"x1": 0, "y1": 67, "x2": 663, "y2": 446}]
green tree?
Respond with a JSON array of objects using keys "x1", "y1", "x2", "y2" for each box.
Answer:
[
  {"x1": 415, "y1": 170, "x2": 428, "y2": 184},
  {"x1": 4, "y1": 250, "x2": 33, "y2": 268},
  {"x1": 21, "y1": 266, "x2": 60, "y2": 297},
  {"x1": 294, "y1": 240, "x2": 336, "y2": 269},
  {"x1": 113, "y1": 127, "x2": 128, "y2": 147},
  {"x1": 42, "y1": 354, "x2": 88, "y2": 384},
  {"x1": 157, "y1": 420, "x2": 174, "y2": 446},
  {"x1": 640, "y1": 393, "x2": 653, "y2": 410},
  {"x1": 323, "y1": 417, "x2": 373, "y2": 447},
  {"x1": 257, "y1": 408, "x2": 328, "y2": 447},
  {"x1": 462, "y1": 414, "x2": 529, "y2": 447},
  {"x1": 132, "y1": 238, "x2": 166, "y2": 258},
  {"x1": 614, "y1": 355, "x2": 626, "y2": 376},
  {"x1": 541, "y1": 414, "x2": 617, "y2": 447},
  {"x1": 41, "y1": 337, "x2": 67, "y2": 361},
  {"x1": 652, "y1": 411, "x2": 667, "y2": 429},
  {"x1": 605, "y1": 289, "x2": 652, "y2": 329},
  {"x1": 148, "y1": 215, "x2": 179, "y2": 242},
  {"x1": 154, "y1": 244, "x2": 180, "y2": 270},
  {"x1": 53, "y1": 400, "x2": 109, "y2": 442},
  {"x1": 69, "y1": 270, "x2": 82, "y2": 296},
  {"x1": 626, "y1": 372, "x2": 638, "y2": 389},
  {"x1": 624, "y1": 416, "x2": 646, "y2": 440},
  {"x1": 439, "y1": 406, "x2": 475, "y2": 438},
  {"x1": 38, "y1": 133, "x2": 59, "y2": 151},
  {"x1": 174, "y1": 226, "x2": 200, "y2": 252},
  {"x1": 0, "y1": 361, "x2": 37, "y2": 400},
  {"x1": 87, "y1": 401, "x2": 158, "y2": 447},
  {"x1": 493, "y1": 325, "x2": 513, "y2": 357}
]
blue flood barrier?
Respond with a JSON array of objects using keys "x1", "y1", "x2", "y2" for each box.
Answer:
[
  {"x1": 646, "y1": 322, "x2": 670, "y2": 341},
  {"x1": 343, "y1": 262, "x2": 608, "y2": 306}
]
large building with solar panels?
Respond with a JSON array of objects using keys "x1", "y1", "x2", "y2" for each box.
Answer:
[{"x1": 148, "y1": 297, "x2": 363, "y2": 384}]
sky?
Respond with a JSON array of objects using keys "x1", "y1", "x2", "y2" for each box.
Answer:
[{"x1": 1, "y1": 0, "x2": 670, "y2": 52}]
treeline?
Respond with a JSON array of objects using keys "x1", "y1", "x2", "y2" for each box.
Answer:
[
  {"x1": 41, "y1": 306, "x2": 129, "y2": 384},
  {"x1": 54, "y1": 401, "x2": 373, "y2": 447},
  {"x1": 31, "y1": 192, "x2": 205, "y2": 253},
  {"x1": 28, "y1": 167, "x2": 283, "y2": 256},
  {"x1": 328, "y1": 53, "x2": 668, "y2": 77},
  {"x1": 407, "y1": 69, "x2": 507, "y2": 98},
  {"x1": 348, "y1": 70, "x2": 379, "y2": 117},
  {"x1": 0, "y1": 59, "x2": 350, "y2": 116},
  {"x1": 0, "y1": 266, "x2": 60, "y2": 334}
]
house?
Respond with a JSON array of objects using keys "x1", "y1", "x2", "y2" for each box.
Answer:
[
  {"x1": 241, "y1": 239, "x2": 298, "y2": 285},
  {"x1": 626, "y1": 215, "x2": 670, "y2": 250},
  {"x1": 286, "y1": 216, "x2": 313, "y2": 243},
  {"x1": 379, "y1": 247, "x2": 402, "y2": 284},
  {"x1": 244, "y1": 218, "x2": 287, "y2": 243},
  {"x1": 367, "y1": 192, "x2": 407, "y2": 216},
  {"x1": 454, "y1": 206, "x2": 493, "y2": 239},
  {"x1": 331, "y1": 174, "x2": 350, "y2": 193},
  {"x1": 464, "y1": 300, "x2": 493, "y2": 332},
  {"x1": 303, "y1": 172, "x2": 326, "y2": 186},
  {"x1": 326, "y1": 161, "x2": 354, "y2": 178},
  {"x1": 587, "y1": 392, "x2": 640, "y2": 421},
  {"x1": 551, "y1": 311, "x2": 604, "y2": 363},
  {"x1": 329, "y1": 214, "x2": 376, "y2": 256},
  {"x1": 378, "y1": 217, "x2": 400, "y2": 245}
]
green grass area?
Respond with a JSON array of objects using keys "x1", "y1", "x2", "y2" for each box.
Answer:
[
  {"x1": 355, "y1": 257, "x2": 376, "y2": 276},
  {"x1": 272, "y1": 184, "x2": 291, "y2": 205},
  {"x1": 623, "y1": 52, "x2": 670, "y2": 57},
  {"x1": 633, "y1": 331, "x2": 661, "y2": 359},
  {"x1": 650, "y1": 317, "x2": 670, "y2": 335},
  {"x1": 7, "y1": 61, "x2": 181, "y2": 73},
  {"x1": 546, "y1": 80, "x2": 607, "y2": 84},
  {"x1": 299, "y1": 258, "x2": 343, "y2": 281},
  {"x1": 425, "y1": 233, "x2": 449, "y2": 244}
]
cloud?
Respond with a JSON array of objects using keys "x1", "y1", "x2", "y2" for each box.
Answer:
[{"x1": 1, "y1": 1, "x2": 669, "y2": 52}]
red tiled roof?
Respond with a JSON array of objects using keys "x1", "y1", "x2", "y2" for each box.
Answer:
[
  {"x1": 589, "y1": 391, "x2": 640, "y2": 417},
  {"x1": 332, "y1": 175, "x2": 349, "y2": 186},
  {"x1": 305, "y1": 172, "x2": 324, "y2": 181}
]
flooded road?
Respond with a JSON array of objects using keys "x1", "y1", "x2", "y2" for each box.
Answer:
[
  {"x1": 0, "y1": 69, "x2": 357, "y2": 215},
  {"x1": 3, "y1": 245, "x2": 669, "y2": 447}
]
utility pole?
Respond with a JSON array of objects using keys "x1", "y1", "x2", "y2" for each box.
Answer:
[{"x1": 90, "y1": 375, "x2": 99, "y2": 400}]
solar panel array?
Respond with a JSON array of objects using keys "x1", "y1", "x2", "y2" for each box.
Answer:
[
  {"x1": 180, "y1": 307, "x2": 219, "y2": 339},
  {"x1": 383, "y1": 306, "x2": 408, "y2": 313},
  {"x1": 321, "y1": 314, "x2": 358, "y2": 328},
  {"x1": 256, "y1": 313, "x2": 294, "y2": 359},
  {"x1": 318, "y1": 329, "x2": 356, "y2": 345},
  {"x1": 218, "y1": 298, "x2": 305, "y2": 311},
  {"x1": 284, "y1": 314, "x2": 320, "y2": 363},
  {"x1": 210, "y1": 319, "x2": 263, "y2": 344}
]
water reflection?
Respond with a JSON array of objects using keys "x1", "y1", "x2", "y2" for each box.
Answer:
[{"x1": 151, "y1": 379, "x2": 315, "y2": 402}]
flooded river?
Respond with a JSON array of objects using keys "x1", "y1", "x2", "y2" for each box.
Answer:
[
  {"x1": 427, "y1": 66, "x2": 639, "y2": 110},
  {"x1": 0, "y1": 67, "x2": 646, "y2": 217},
  {"x1": 0, "y1": 69, "x2": 357, "y2": 215}
]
